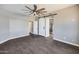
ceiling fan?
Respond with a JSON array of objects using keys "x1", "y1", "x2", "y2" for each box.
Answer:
[{"x1": 24, "y1": 4, "x2": 47, "y2": 16}]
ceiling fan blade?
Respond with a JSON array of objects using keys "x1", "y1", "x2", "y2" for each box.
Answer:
[
  {"x1": 24, "y1": 10, "x2": 33, "y2": 13},
  {"x1": 41, "y1": 11, "x2": 47, "y2": 13},
  {"x1": 23, "y1": 13, "x2": 33, "y2": 16},
  {"x1": 25, "y1": 5, "x2": 33, "y2": 11},
  {"x1": 24, "y1": 12, "x2": 32, "y2": 13},
  {"x1": 36, "y1": 8, "x2": 45, "y2": 12},
  {"x1": 53, "y1": 13, "x2": 58, "y2": 15},
  {"x1": 22, "y1": 9, "x2": 30, "y2": 11},
  {"x1": 49, "y1": 13, "x2": 58, "y2": 15},
  {"x1": 33, "y1": 4, "x2": 37, "y2": 12},
  {"x1": 44, "y1": 13, "x2": 57, "y2": 17},
  {"x1": 28, "y1": 12, "x2": 34, "y2": 15},
  {"x1": 36, "y1": 11, "x2": 47, "y2": 15}
]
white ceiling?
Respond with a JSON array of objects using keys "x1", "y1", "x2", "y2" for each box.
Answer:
[
  {"x1": 37, "y1": 4, "x2": 74, "y2": 12},
  {"x1": 1, "y1": 4, "x2": 74, "y2": 16}
]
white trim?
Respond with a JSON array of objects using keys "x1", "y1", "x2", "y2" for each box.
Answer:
[
  {"x1": 53, "y1": 37, "x2": 79, "y2": 47},
  {"x1": 0, "y1": 34, "x2": 29, "y2": 44},
  {"x1": 0, "y1": 39, "x2": 10, "y2": 44},
  {"x1": 8, "y1": 34, "x2": 29, "y2": 39}
]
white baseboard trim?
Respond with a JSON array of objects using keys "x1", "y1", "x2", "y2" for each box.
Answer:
[
  {"x1": 53, "y1": 37, "x2": 79, "y2": 47},
  {"x1": 0, "y1": 39, "x2": 10, "y2": 44},
  {"x1": 8, "y1": 34, "x2": 29, "y2": 39},
  {"x1": 0, "y1": 34, "x2": 29, "y2": 44}
]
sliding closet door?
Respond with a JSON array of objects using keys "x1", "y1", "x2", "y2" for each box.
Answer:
[{"x1": 39, "y1": 18, "x2": 45, "y2": 36}]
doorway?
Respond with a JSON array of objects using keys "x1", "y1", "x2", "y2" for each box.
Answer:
[
  {"x1": 28, "y1": 21, "x2": 33, "y2": 35},
  {"x1": 49, "y1": 19, "x2": 53, "y2": 37}
]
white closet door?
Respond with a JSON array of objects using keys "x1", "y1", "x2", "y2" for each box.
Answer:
[
  {"x1": 33, "y1": 21, "x2": 38, "y2": 34},
  {"x1": 45, "y1": 17, "x2": 49, "y2": 37},
  {"x1": 39, "y1": 18, "x2": 45, "y2": 36}
]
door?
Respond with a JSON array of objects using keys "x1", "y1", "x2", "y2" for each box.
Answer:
[
  {"x1": 28, "y1": 22, "x2": 33, "y2": 34},
  {"x1": 39, "y1": 18, "x2": 46, "y2": 36}
]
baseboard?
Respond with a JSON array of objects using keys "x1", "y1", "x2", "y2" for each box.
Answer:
[
  {"x1": 53, "y1": 37, "x2": 79, "y2": 47},
  {"x1": 0, "y1": 34, "x2": 29, "y2": 44},
  {"x1": 8, "y1": 34, "x2": 29, "y2": 39},
  {"x1": 0, "y1": 39, "x2": 10, "y2": 44}
]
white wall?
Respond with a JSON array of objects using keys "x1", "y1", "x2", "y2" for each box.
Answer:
[
  {"x1": 9, "y1": 18, "x2": 29, "y2": 39},
  {"x1": 0, "y1": 15, "x2": 9, "y2": 43},
  {"x1": 53, "y1": 5, "x2": 79, "y2": 46},
  {"x1": 0, "y1": 8, "x2": 29, "y2": 43},
  {"x1": 0, "y1": 16, "x2": 29, "y2": 43}
]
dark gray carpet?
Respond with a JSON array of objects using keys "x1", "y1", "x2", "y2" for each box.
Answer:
[{"x1": 0, "y1": 35, "x2": 79, "y2": 54}]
